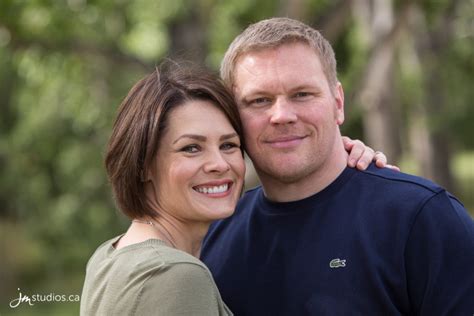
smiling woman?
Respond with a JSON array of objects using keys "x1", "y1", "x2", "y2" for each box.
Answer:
[
  {"x1": 80, "y1": 63, "x2": 244, "y2": 315},
  {"x1": 149, "y1": 99, "x2": 245, "y2": 240}
]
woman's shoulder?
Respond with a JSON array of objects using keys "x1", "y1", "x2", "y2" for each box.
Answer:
[
  {"x1": 143, "y1": 244, "x2": 217, "y2": 287},
  {"x1": 86, "y1": 236, "x2": 208, "y2": 274},
  {"x1": 115, "y1": 238, "x2": 208, "y2": 269},
  {"x1": 136, "y1": 252, "x2": 231, "y2": 315},
  {"x1": 83, "y1": 237, "x2": 231, "y2": 315},
  {"x1": 85, "y1": 235, "x2": 122, "y2": 270}
]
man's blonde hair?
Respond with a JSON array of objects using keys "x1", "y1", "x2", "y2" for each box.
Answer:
[{"x1": 221, "y1": 17, "x2": 338, "y2": 89}]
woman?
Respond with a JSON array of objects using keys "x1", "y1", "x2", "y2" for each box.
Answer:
[{"x1": 80, "y1": 63, "x2": 388, "y2": 315}]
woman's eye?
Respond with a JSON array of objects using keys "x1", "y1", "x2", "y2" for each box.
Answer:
[
  {"x1": 181, "y1": 145, "x2": 200, "y2": 153},
  {"x1": 221, "y1": 142, "x2": 239, "y2": 151}
]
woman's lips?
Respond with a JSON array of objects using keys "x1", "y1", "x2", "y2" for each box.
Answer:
[{"x1": 193, "y1": 181, "x2": 233, "y2": 197}]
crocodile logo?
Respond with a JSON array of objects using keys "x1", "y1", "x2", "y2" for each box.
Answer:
[{"x1": 329, "y1": 258, "x2": 346, "y2": 268}]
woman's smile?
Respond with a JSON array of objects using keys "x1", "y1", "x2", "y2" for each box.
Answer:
[{"x1": 193, "y1": 180, "x2": 233, "y2": 196}]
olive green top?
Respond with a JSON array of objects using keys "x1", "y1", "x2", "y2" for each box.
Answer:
[{"x1": 80, "y1": 235, "x2": 232, "y2": 315}]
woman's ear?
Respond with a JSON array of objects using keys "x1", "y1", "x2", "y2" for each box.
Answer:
[{"x1": 141, "y1": 165, "x2": 154, "y2": 183}]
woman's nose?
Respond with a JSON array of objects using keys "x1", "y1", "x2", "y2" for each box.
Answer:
[{"x1": 203, "y1": 151, "x2": 231, "y2": 173}]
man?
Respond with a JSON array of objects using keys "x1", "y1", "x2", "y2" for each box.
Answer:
[{"x1": 201, "y1": 17, "x2": 474, "y2": 315}]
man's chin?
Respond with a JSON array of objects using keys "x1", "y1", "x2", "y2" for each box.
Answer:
[{"x1": 259, "y1": 164, "x2": 316, "y2": 184}]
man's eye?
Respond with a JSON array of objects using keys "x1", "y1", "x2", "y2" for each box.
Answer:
[
  {"x1": 294, "y1": 92, "x2": 311, "y2": 98},
  {"x1": 181, "y1": 145, "x2": 200, "y2": 153},
  {"x1": 249, "y1": 97, "x2": 271, "y2": 106}
]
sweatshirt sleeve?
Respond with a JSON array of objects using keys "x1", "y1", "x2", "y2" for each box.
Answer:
[
  {"x1": 405, "y1": 191, "x2": 474, "y2": 315},
  {"x1": 134, "y1": 262, "x2": 231, "y2": 316}
]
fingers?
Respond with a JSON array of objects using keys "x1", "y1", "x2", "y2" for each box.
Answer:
[
  {"x1": 342, "y1": 136, "x2": 354, "y2": 151},
  {"x1": 346, "y1": 139, "x2": 367, "y2": 168},
  {"x1": 355, "y1": 145, "x2": 376, "y2": 170},
  {"x1": 374, "y1": 151, "x2": 387, "y2": 168},
  {"x1": 385, "y1": 164, "x2": 401, "y2": 172},
  {"x1": 374, "y1": 151, "x2": 401, "y2": 171},
  {"x1": 344, "y1": 137, "x2": 400, "y2": 171}
]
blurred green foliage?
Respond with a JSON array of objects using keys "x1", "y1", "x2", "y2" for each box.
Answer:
[{"x1": 0, "y1": 0, "x2": 472, "y2": 314}]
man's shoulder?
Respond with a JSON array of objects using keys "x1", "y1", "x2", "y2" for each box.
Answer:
[
  {"x1": 346, "y1": 165, "x2": 465, "y2": 218},
  {"x1": 358, "y1": 165, "x2": 445, "y2": 196}
]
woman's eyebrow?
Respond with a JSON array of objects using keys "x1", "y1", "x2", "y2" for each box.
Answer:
[
  {"x1": 173, "y1": 132, "x2": 238, "y2": 144},
  {"x1": 172, "y1": 134, "x2": 206, "y2": 144},
  {"x1": 220, "y1": 133, "x2": 239, "y2": 141}
]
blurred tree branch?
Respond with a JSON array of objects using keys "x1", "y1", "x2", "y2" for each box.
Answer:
[
  {"x1": 312, "y1": 0, "x2": 353, "y2": 42},
  {"x1": 1, "y1": 22, "x2": 152, "y2": 70}
]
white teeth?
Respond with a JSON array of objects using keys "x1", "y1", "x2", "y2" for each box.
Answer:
[{"x1": 195, "y1": 184, "x2": 229, "y2": 194}]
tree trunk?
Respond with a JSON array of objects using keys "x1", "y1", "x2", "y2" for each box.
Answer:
[
  {"x1": 410, "y1": 2, "x2": 459, "y2": 192},
  {"x1": 352, "y1": 0, "x2": 409, "y2": 162},
  {"x1": 312, "y1": 0, "x2": 352, "y2": 43},
  {"x1": 168, "y1": 8, "x2": 207, "y2": 63},
  {"x1": 278, "y1": 0, "x2": 306, "y2": 20}
]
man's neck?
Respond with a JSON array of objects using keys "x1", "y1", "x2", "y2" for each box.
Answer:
[{"x1": 259, "y1": 140, "x2": 348, "y2": 203}]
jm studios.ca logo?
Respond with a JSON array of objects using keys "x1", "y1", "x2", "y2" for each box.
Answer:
[{"x1": 8, "y1": 288, "x2": 80, "y2": 309}]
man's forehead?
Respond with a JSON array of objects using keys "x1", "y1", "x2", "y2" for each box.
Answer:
[
  {"x1": 235, "y1": 44, "x2": 321, "y2": 73},
  {"x1": 233, "y1": 45, "x2": 324, "y2": 92},
  {"x1": 237, "y1": 41, "x2": 316, "y2": 61}
]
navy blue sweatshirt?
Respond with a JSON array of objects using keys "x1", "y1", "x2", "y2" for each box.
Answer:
[{"x1": 202, "y1": 165, "x2": 474, "y2": 315}]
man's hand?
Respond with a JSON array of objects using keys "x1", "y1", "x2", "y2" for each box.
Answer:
[{"x1": 342, "y1": 136, "x2": 400, "y2": 171}]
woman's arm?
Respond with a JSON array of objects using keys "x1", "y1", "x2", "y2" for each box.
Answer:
[{"x1": 135, "y1": 262, "x2": 232, "y2": 315}]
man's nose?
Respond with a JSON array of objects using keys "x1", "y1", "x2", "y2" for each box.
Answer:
[{"x1": 269, "y1": 98, "x2": 297, "y2": 124}]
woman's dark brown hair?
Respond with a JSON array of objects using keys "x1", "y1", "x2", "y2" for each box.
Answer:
[{"x1": 105, "y1": 62, "x2": 244, "y2": 219}]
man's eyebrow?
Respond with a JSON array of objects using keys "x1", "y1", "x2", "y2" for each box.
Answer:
[
  {"x1": 241, "y1": 88, "x2": 268, "y2": 97},
  {"x1": 172, "y1": 134, "x2": 206, "y2": 144},
  {"x1": 239, "y1": 87, "x2": 271, "y2": 99},
  {"x1": 288, "y1": 84, "x2": 320, "y2": 92},
  {"x1": 239, "y1": 83, "x2": 320, "y2": 100}
]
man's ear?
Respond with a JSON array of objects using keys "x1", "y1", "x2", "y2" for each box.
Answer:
[{"x1": 334, "y1": 82, "x2": 345, "y2": 125}]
